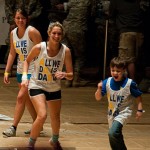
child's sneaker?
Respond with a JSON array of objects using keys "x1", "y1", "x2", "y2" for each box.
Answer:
[
  {"x1": 2, "y1": 126, "x2": 16, "y2": 137},
  {"x1": 49, "y1": 139, "x2": 63, "y2": 150}
]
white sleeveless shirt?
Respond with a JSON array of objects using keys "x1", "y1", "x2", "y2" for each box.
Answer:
[
  {"x1": 29, "y1": 42, "x2": 66, "y2": 92},
  {"x1": 12, "y1": 26, "x2": 34, "y2": 74},
  {"x1": 106, "y1": 77, "x2": 135, "y2": 127}
]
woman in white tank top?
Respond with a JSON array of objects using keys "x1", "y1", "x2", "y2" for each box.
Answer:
[
  {"x1": 22, "y1": 22, "x2": 73, "y2": 149},
  {"x1": 3, "y1": 8, "x2": 42, "y2": 137}
]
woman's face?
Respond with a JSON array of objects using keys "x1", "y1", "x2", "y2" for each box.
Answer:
[
  {"x1": 49, "y1": 26, "x2": 63, "y2": 43},
  {"x1": 14, "y1": 12, "x2": 27, "y2": 28},
  {"x1": 110, "y1": 66, "x2": 126, "y2": 81}
]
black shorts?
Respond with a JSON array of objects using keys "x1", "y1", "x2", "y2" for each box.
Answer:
[{"x1": 29, "y1": 89, "x2": 61, "y2": 101}]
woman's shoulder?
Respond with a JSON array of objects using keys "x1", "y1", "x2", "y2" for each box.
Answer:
[
  {"x1": 10, "y1": 27, "x2": 18, "y2": 38},
  {"x1": 28, "y1": 25, "x2": 38, "y2": 32},
  {"x1": 11, "y1": 27, "x2": 17, "y2": 33},
  {"x1": 28, "y1": 26, "x2": 42, "y2": 35},
  {"x1": 61, "y1": 43, "x2": 70, "y2": 52},
  {"x1": 28, "y1": 25, "x2": 42, "y2": 42},
  {"x1": 31, "y1": 42, "x2": 43, "y2": 53}
]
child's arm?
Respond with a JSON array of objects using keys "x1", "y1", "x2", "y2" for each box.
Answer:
[
  {"x1": 95, "y1": 81, "x2": 103, "y2": 101},
  {"x1": 130, "y1": 80, "x2": 144, "y2": 120},
  {"x1": 136, "y1": 96, "x2": 144, "y2": 120}
]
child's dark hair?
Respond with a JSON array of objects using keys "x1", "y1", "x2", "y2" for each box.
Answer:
[{"x1": 110, "y1": 57, "x2": 127, "y2": 69}]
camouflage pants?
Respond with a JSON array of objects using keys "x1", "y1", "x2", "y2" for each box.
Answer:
[
  {"x1": 63, "y1": 30, "x2": 87, "y2": 74},
  {"x1": 118, "y1": 32, "x2": 144, "y2": 63}
]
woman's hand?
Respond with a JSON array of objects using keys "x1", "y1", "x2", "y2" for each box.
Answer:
[
  {"x1": 21, "y1": 80, "x2": 29, "y2": 87},
  {"x1": 4, "y1": 74, "x2": 10, "y2": 84},
  {"x1": 55, "y1": 71, "x2": 66, "y2": 79}
]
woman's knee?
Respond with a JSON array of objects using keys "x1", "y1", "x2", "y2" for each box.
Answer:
[
  {"x1": 17, "y1": 94, "x2": 26, "y2": 104},
  {"x1": 17, "y1": 88, "x2": 28, "y2": 103},
  {"x1": 37, "y1": 113, "x2": 47, "y2": 123}
]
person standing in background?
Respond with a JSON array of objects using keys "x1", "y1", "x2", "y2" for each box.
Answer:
[
  {"x1": 29, "y1": 0, "x2": 51, "y2": 41},
  {"x1": 48, "y1": 0, "x2": 69, "y2": 24},
  {"x1": 109, "y1": 0, "x2": 149, "y2": 83},
  {"x1": 63, "y1": 0, "x2": 93, "y2": 87}
]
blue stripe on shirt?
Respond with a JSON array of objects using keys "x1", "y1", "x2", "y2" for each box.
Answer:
[{"x1": 101, "y1": 77, "x2": 142, "y2": 97}]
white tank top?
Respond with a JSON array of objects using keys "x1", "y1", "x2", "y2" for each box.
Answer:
[
  {"x1": 29, "y1": 42, "x2": 66, "y2": 92},
  {"x1": 12, "y1": 26, "x2": 34, "y2": 74},
  {"x1": 106, "y1": 77, "x2": 134, "y2": 127}
]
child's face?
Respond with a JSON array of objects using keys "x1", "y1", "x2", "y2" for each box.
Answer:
[{"x1": 110, "y1": 66, "x2": 126, "y2": 81}]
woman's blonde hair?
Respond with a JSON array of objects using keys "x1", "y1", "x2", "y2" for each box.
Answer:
[{"x1": 47, "y1": 21, "x2": 65, "y2": 37}]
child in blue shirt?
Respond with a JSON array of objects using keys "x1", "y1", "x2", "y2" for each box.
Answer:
[{"x1": 95, "y1": 57, "x2": 144, "y2": 150}]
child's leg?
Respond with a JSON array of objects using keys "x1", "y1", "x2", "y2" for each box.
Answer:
[{"x1": 108, "y1": 120, "x2": 127, "y2": 150}]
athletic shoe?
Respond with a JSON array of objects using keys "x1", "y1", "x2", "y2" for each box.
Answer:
[
  {"x1": 26, "y1": 146, "x2": 34, "y2": 150},
  {"x1": 24, "y1": 129, "x2": 45, "y2": 135},
  {"x1": 49, "y1": 139, "x2": 63, "y2": 150},
  {"x1": 24, "y1": 129, "x2": 31, "y2": 134},
  {"x1": 2, "y1": 126, "x2": 16, "y2": 137}
]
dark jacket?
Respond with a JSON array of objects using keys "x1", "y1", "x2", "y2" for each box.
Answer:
[{"x1": 109, "y1": 0, "x2": 149, "y2": 33}]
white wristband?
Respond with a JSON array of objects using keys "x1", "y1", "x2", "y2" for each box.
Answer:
[{"x1": 22, "y1": 74, "x2": 28, "y2": 81}]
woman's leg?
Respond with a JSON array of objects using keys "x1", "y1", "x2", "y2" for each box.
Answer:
[
  {"x1": 47, "y1": 100, "x2": 62, "y2": 142},
  {"x1": 23, "y1": 93, "x2": 37, "y2": 134},
  {"x1": 3, "y1": 84, "x2": 30, "y2": 137},
  {"x1": 13, "y1": 84, "x2": 30, "y2": 127},
  {"x1": 108, "y1": 120, "x2": 127, "y2": 150},
  {"x1": 28, "y1": 94, "x2": 47, "y2": 147},
  {"x1": 25, "y1": 92, "x2": 37, "y2": 122}
]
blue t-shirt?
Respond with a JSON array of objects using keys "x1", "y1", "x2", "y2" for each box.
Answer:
[{"x1": 101, "y1": 77, "x2": 142, "y2": 97}]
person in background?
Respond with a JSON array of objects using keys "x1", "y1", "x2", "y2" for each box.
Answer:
[
  {"x1": 95, "y1": 57, "x2": 144, "y2": 150},
  {"x1": 29, "y1": 0, "x2": 51, "y2": 41},
  {"x1": 62, "y1": 0, "x2": 93, "y2": 87},
  {"x1": 138, "y1": 1, "x2": 150, "y2": 93},
  {"x1": 2, "y1": 8, "x2": 42, "y2": 137},
  {"x1": 109, "y1": 0, "x2": 149, "y2": 82},
  {"x1": 21, "y1": 22, "x2": 73, "y2": 149},
  {"x1": 48, "y1": 0, "x2": 69, "y2": 24}
]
